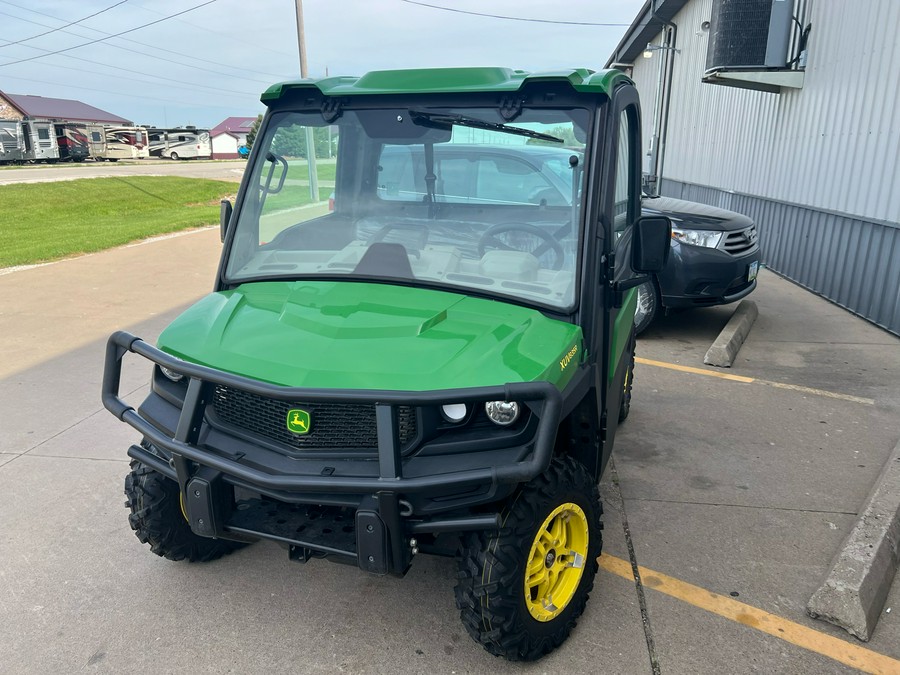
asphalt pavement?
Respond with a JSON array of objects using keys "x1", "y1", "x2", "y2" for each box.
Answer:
[{"x1": 1, "y1": 232, "x2": 899, "y2": 674}]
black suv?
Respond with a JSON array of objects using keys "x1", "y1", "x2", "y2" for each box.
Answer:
[{"x1": 635, "y1": 195, "x2": 760, "y2": 333}]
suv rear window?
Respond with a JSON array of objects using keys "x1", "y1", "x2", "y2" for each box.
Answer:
[{"x1": 378, "y1": 143, "x2": 567, "y2": 206}]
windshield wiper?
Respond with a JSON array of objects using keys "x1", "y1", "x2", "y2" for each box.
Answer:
[{"x1": 409, "y1": 110, "x2": 564, "y2": 144}]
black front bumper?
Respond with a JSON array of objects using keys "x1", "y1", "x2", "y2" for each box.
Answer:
[
  {"x1": 103, "y1": 331, "x2": 567, "y2": 575},
  {"x1": 658, "y1": 242, "x2": 760, "y2": 308}
]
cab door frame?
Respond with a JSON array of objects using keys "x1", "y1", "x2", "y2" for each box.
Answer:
[{"x1": 598, "y1": 83, "x2": 643, "y2": 473}]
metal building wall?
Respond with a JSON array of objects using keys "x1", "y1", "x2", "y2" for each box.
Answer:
[
  {"x1": 627, "y1": 0, "x2": 900, "y2": 334},
  {"x1": 664, "y1": 180, "x2": 900, "y2": 335}
]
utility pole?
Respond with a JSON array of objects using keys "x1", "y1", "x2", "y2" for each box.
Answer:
[
  {"x1": 295, "y1": 0, "x2": 308, "y2": 78},
  {"x1": 294, "y1": 0, "x2": 319, "y2": 201}
]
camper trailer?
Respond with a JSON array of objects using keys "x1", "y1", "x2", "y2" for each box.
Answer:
[
  {"x1": 146, "y1": 127, "x2": 212, "y2": 160},
  {"x1": 87, "y1": 125, "x2": 149, "y2": 161}
]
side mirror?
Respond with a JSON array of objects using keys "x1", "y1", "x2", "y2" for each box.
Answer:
[
  {"x1": 220, "y1": 199, "x2": 233, "y2": 243},
  {"x1": 632, "y1": 215, "x2": 671, "y2": 273}
]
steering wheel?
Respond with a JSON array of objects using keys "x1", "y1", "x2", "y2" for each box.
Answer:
[{"x1": 477, "y1": 223, "x2": 566, "y2": 271}]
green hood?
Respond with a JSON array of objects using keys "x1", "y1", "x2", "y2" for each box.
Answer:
[{"x1": 158, "y1": 281, "x2": 582, "y2": 392}]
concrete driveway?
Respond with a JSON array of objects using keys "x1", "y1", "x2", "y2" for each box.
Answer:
[
  {"x1": 0, "y1": 159, "x2": 249, "y2": 186},
  {"x1": 1, "y1": 232, "x2": 899, "y2": 673}
]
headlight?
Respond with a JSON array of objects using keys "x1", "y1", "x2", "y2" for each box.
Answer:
[
  {"x1": 160, "y1": 367, "x2": 184, "y2": 382},
  {"x1": 441, "y1": 403, "x2": 468, "y2": 423},
  {"x1": 671, "y1": 227, "x2": 722, "y2": 249},
  {"x1": 485, "y1": 401, "x2": 520, "y2": 426}
]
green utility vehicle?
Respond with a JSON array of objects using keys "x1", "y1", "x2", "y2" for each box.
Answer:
[{"x1": 102, "y1": 67, "x2": 670, "y2": 661}]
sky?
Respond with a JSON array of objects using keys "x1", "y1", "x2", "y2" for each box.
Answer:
[{"x1": 0, "y1": 0, "x2": 646, "y2": 129}]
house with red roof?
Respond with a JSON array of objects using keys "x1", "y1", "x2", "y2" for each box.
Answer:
[
  {"x1": 0, "y1": 90, "x2": 131, "y2": 124},
  {"x1": 210, "y1": 116, "x2": 257, "y2": 159}
]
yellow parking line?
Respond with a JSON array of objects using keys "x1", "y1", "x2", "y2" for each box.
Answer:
[
  {"x1": 635, "y1": 357, "x2": 756, "y2": 383},
  {"x1": 635, "y1": 357, "x2": 874, "y2": 405},
  {"x1": 757, "y1": 380, "x2": 875, "y2": 406},
  {"x1": 599, "y1": 554, "x2": 900, "y2": 675}
]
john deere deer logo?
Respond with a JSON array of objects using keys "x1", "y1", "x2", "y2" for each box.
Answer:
[{"x1": 286, "y1": 409, "x2": 311, "y2": 434}]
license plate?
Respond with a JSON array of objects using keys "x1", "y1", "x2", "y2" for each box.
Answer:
[{"x1": 747, "y1": 261, "x2": 759, "y2": 282}]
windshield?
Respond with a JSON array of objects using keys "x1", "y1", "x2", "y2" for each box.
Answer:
[{"x1": 225, "y1": 105, "x2": 590, "y2": 310}]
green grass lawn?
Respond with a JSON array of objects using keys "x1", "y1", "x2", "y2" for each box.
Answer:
[
  {"x1": 0, "y1": 176, "x2": 236, "y2": 267},
  {"x1": 262, "y1": 185, "x2": 332, "y2": 212},
  {"x1": 285, "y1": 158, "x2": 337, "y2": 183}
]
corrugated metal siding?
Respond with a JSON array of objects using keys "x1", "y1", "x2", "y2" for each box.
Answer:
[
  {"x1": 663, "y1": 179, "x2": 900, "y2": 336},
  {"x1": 631, "y1": 0, "x2": 900, "y2": 224},
  {"x1": 629, "y1": 49, "x2": 661, "y2": 173}
]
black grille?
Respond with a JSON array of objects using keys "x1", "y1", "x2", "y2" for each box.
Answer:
[
  {"x1": 721, "y1": 225, "x2": 758, "y2": 256},
  {"x1": 210, "y1": 385, "x2": 417, "y2": 452}
]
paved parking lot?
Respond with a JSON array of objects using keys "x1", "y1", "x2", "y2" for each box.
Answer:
[{"x1": 1, "y1": 231, "x2": 899, "y2": 673}]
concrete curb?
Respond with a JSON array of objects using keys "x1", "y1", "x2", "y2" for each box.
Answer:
[
  {"x1": 703, "y1": 300, "x2": 758, "y2": 367},
  {"x1": 807, "y1": 440, "x2": 900, "y2": 641}
]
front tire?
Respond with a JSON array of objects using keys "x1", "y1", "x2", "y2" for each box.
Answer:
[
  {"x1": 633, "y1": 279, "x2": 660, "y2": 336},
  {"x1": 124, "y1": 460, "x2": 244, "y2": 562},
  {"x1": 455, "y1": 456, "x2": 603, "y2": 661}
]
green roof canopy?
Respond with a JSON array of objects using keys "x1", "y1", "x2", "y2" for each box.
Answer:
[{"x1": 260, "y1": 67, "x2": 630, "y2": 105}]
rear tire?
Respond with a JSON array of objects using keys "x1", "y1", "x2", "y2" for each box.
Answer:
[
  {"x1": 124, "y1": 460, "x2": 245, "y2": 562},
  {"x1": 633, "y1": 279, "x2": 660, "y2": 336},
  {"x1": 455, "y1": 456, "x2": 603, "y2": 661},
  {"x1": 170, "y1": 152, "x2": 179, "y2": 160}
]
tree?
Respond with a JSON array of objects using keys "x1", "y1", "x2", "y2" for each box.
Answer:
[
  {"x1": 271, "y1": 125, "x2": 332, "y2": 158},
  {"x1": 245, "y1": 114, "x2": 263, "y2": 149}
]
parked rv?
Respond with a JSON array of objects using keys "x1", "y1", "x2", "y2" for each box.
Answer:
[
  {"x1": 21, "y1": 120, "x2": 60, "y2": 163},
  {"x1": 146, "y1": 127, "x2": 211, "y2": 160},
  {"x1": 0, "y1": 120, "x2": 24, "y2": 163},
  {"x1": 54, "y1": 123, "x2": 90, "y2": 162},
  {"x1": 0, "y1": 120, "x2": 61, "y2": 163},
  {"x1": 87, "y1": 125, "x2": 149, "y2": 161}
]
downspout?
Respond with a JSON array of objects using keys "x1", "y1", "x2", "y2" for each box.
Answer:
[
  {"x1": 656, "y1": 20, "x2": 677, "y2": 197},
  {"x1": 646, "y1": 0, "x2": 677, "y2": 196},
  {"x1": 647, "y1": 32, "x2": 666, "y2": 193}
]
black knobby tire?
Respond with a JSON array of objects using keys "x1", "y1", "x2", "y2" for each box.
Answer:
[
  {"x1": 619, "y1": 339, "x2": 636, "y2": 422},
  {"x1": 455, "y1": 456, "x2": 603, "y2": 661},
  {"x1": 633, "y1": 278, "x2": 660, "y2": 336},
  {"x1": 124, "y1": 460, "x2": 244, "y2": 562}
]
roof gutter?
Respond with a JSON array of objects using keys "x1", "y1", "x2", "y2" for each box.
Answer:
[{"x1": 605, "y1": 0, "x2": 688, "y2": 67}]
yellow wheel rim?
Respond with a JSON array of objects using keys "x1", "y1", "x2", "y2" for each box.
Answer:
[
  {"x1": 524, "y1": 502, "x2": 589, "y2": 622},
  {"x1": 178, "y1": 491, "x2": 189, "y2": 522}
]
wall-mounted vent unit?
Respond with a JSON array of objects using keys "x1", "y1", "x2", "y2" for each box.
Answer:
[
  {"x1": 704, "y1": 0, "x2": 804, "y2": 93},
  {"x1": 707, "y1": 0, "x2": 792, "y2": 69}
]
